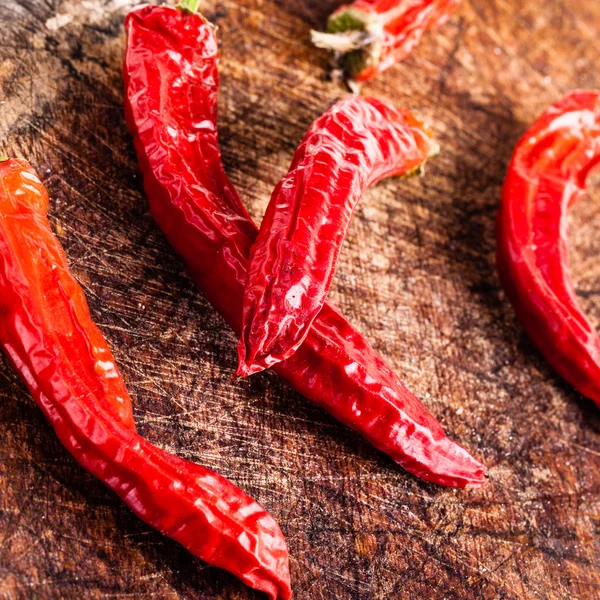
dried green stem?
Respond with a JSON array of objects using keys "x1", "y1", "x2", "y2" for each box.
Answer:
[{"x1": 178, "y1": 0, "x2": 202, "y2": 14}]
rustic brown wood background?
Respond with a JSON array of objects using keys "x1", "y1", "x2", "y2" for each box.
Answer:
[{"x1": 1, "y1": 0, "x2": 599, "y2": 598}]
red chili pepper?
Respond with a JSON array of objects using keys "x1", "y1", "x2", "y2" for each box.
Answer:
[
  {"x1": 312, "y1": 0, "x2": 461, "y2": 82},
  {"x1": 238, "y1": 97, "x2": 436, "y2": 377},
  {"x1": 497, "y1": 89, "x2": 600, "y2": 406},
  {"x1": 0, "y1": 158, "x2": 291, "y2": 600},
  {"x1": 124, "y1": 4, "x2": 486, "y2": 488}
]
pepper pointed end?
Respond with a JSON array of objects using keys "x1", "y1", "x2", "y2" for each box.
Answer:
[
  {"x1": 236, "y1": 327, "x2": 295, "y2": 378},
  {"x1": 235, "y1": 336, "x2": 272, "y2": 379},
  {"x1": 429, "y1": 437, "x2": 487, "y2": 488},
  {"x1": 236, "y1": 350, "x2": 290, "y2": 378},
  {"x1": 396, "y1": 429, "x2": 487, "y2": 489},
  {"x1": 465, "y1": 469, "x2": 489, "y2": 488},
  {"x1": 454, "y1": 456, "x2": 488, "y2": 489},
  {"x1": 264, "y1": 573, "x2": 293, "y2": 600},
  {"x1": 228, "y1": 498, "x2": 292, "y2": 599},
  {"x1": 234, "y1": 360, "x2": 269, "y2": 379},
  {"x1": 245, "y1": 546, "x2": 293, "y2": 600}
]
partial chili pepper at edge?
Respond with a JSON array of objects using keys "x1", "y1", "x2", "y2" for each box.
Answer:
[
  {"x1": 311, "y1": 0, "x2": 461, "y2": 83},
  {"x1": 238, "y1": 96, "x2": 437, "y2": 377},
  {"x1": 497, "y1": 89, "x2": 600, "y2": 406},
  {"x1": 0, "y1": 158, "x2": 292, "y2": 600},
  {"x1": 124, "y1": 4, "x2": 486, "y2": 488}
]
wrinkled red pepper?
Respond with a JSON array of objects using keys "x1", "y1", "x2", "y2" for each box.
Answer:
[
  {"x1": 0, "y1": 158, "x2": 291, "y2": 600},
  {"x1": 312, "y1": 0, "x2": 461, "y2": 82},
  {"x1": 238, "y1": 97, "x2": 436, "y2": 377},
  {"x1": 497, "y1": 89, "x2": 600, "y2": 406},
  {"x1": 124, "y1": 4, "x2": 486, "y2": 488}
]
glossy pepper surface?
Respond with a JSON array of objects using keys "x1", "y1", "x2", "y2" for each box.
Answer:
[
  {"x1": 497, "y1": 90, "x2": 600, "y2": 406},
  {"x1": 124, "y1": 4, "x2": 486, "y2": 488},
  {"x1": 311, "y1": 0, "x2": 461, "y2": 82},
  {"x1": 0, "y1": 158, "x2": 291, "y2": 600},
  {"x1": 238, "y1": 97, "x2": 436, "y2": 377}
]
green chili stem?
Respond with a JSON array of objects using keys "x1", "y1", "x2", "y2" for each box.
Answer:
[{"x1": 178, "y1": 0, "x2": 202, "y2": 14}]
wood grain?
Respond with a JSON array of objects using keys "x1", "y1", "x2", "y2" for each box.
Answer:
[{"x1": 1, "y1": 0, "x2": 599, "y2": 598}]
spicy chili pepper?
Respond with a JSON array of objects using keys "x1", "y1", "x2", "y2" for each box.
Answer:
[
  {"x1": 0, "y1": 157, "x2": 292, "y2": 600},
  {"x1": 497, "y1": 89, "x2": 600, "y2": 406},
  {"x1": 238, "y1": 97, "x2": 436, "y2": 377},
  {"x1": 124, "y1": 3, "x2": 486, "y2": 488},
  {"x1": 311, "y1": 0, "x2": 461, "y2": 83}
]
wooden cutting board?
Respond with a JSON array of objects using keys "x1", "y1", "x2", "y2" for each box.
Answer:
[{"x1": 1, "y1": 0, "x2": 599, "y2": 598}]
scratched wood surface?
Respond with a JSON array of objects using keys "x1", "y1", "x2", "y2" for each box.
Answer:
[{"x1": 1, "y1": 0, "x2": 599, "y2": 598}]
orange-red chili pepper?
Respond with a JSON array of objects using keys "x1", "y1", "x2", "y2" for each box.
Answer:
[
  {"x1": 238, "y1": 97, "x2": 436, "y2": 376},
  {"x1": 312, "y1": 0, "x2": 461, "y2": 82},
  {"x1": 497, "y1": 89, "x2": 600, "y2": 406},
  {"x1": 0, "y1": 157, "x2": 291, "y2": 600},
  {"x1": 124, "y1": 4, "x2": 486, "y2": 488}
]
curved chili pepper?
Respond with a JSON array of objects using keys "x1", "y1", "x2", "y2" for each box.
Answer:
[
  {"x1": 311, "y1": 0, "x2": 461, "y2": 83},
  {"x1": 238, "y1": 97, "x2": 436, "y2": 377},
  {"x1": 124, "y1": 4, "x2": 486, "y2": 488},
  {"x1": 0, "y1": 158, "x2": 291, "y2": 600},
  {"x1": 497, "y1": 89, "x2": 600, "y2": 406}
]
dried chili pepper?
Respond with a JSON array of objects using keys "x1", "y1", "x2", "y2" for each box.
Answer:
[
  {"x1": 497, "y1": 90, "x2": 600, "y2": 406},
  {"x1": 124, "y1": 4, "x2": 486, "y2": 488},
  {"x1": 312, "y1": 0, "x2": 461, "y2": 83},
  {"x1": 0, "y1": 157, "x2": 291, "y2": 600},
  {"x1": 238, "y1": 97, "x2": 436, "y2": 377}
]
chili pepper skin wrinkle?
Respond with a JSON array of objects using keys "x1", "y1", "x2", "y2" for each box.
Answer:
[
  {"x1": 497, "y1": 90, "x2": 600, "y2": 406},
  {"x1": 238, "y1": 97, "x2": 435, "y2": 377},
  {"x1": 124, "y1": 4, "x2": 486, "y2": 488},
  {"x1": 312, "y1": 0, "x2": 461, "y2": 82},
  {"x1": 0, "y1": 158, "x2": 291, "y2": 600}
]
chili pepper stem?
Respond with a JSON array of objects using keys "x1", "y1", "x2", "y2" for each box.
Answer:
[
  {"x1": 346, "y1": 78, "x2": 362, "y2": 95},
  {"x1": 311, "y1": 9, "x2": 383, "y2": 79},
  {"x1": 178, "y1": 0, "x2": 202, "y2": 15},
  {"x1": 428, "y1": 139, "x2": 441, "y2": 158},
  {"x1": 400, "y1": 137, "x2": 440, "y2": 177},
  {"x1": 313, "y1": 1, "x2": 462, "y2": 81},
  {"x1": 327, "y1": 67, "x2": 363, "y2": 95},
  {"x1": 311, "y1": 29, "x2": 374, "y2": 55}
]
